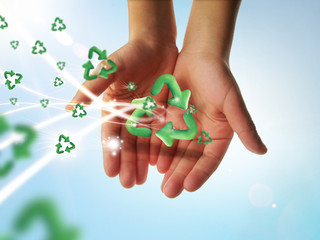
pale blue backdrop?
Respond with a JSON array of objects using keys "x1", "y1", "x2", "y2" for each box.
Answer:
[{"x1": 0, "y1": 0, "x2": 319, "y2": 239}]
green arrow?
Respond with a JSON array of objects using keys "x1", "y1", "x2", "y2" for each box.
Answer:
[
  {"x1": 10, "y1": 98, "x2": 17, "y2": 105},
  {"x1": 82, "y1": 61, "x2": 97, "y2": 80},
  {"x1": 126, "y1": 96, "x2": 157, "y2": 137},
  {"x1": 151, "y1": 74, "x2": 191, "y2": 110},
  {"x1": 99, "y1": 59, "x2": 117, "y2": 79},
  {"x1": 56, "y1": 134, "x2": 75, "y2": 154},
  {"x1": 14, "y1": 198, "x2": 80, "y2": 240},
  {"x1": 88, "y1": 46, "x2": 108, "y2": 60},
  {"x1": 0, "y1": 114, "x2": 10, "y2": 134},
  {"x1": 12, "y1": 125, "x2": 37, "y2": 160},
  {"x1": 156, "y1": 111, "x2": 197, "y2": 147},
  {"x1": 0, "y1": 158, "x2": 14, "y2": 178}
]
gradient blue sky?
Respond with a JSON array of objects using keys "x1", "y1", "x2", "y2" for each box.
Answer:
[{"x1": 1, "y1": 0, "x2": 320, "y2": 239}]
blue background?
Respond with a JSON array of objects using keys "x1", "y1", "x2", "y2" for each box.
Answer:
[{"x1": 1, "y1": 0, "x2": 320, "y2": 239}]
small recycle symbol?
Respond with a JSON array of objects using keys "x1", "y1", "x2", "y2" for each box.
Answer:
[
  {"x1": 54, "y1": 77, "x2": 63, "y2": 87},
  {"x1": 4, "y1": 70, "x2": 23, "y2": 90},
  {"x1": 32, "y1": 40, "x2": 47, "y2": 55},
  {"x1": 51, "y1": 17, "x2": 66, "y2": 31},
  {"x1": 57, "y1": 61, "x2": 66, "y2": 70},
  {"x1": 10, "y1": 40, "x2": 19, "y2": 50},
  {"x1": 40, "y1": 99, "x2": 49, "y2": 108},
  {"x1": 125, "y1": 74, "x2": 198, "y2": 147},
  {"x1": 128, "y1": 81, "x2": 137, "y2": 91},
  {"x1": 10, "y1": 97, "x2": 17, "y2": 105},
  {"x1": 197, "y1": 131, "x2": 212, "y2": 145},
  {"x1": 0, "y1": 114, "x2": 37, "y2": 178},
  {"x1": 187, "y1": 105, "x2": 197, "y2": 114},
  {"x1": 82, "y1": 46, "x2": 117, "y2": 81},
  {"x1": 72, "y1": 103, "x2": 87, "y2": 118},
  {"x1": 0, "y1": 15, "x2": 8, "y2": 30},
  {"x1": 55, "y1": 134, "x2": 75, "y2": 154}
]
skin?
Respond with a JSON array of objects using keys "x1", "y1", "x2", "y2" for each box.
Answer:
[
  {"x1": 66, "y1": 0, "x2": 267, "y2": 197},
  {"x1": 66, "y1": 0, "x2": 178, "y2": 187}
]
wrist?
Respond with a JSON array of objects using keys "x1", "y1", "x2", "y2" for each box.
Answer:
[{"x1": 128, "y1": 0, "x2": 176, "y2": 46}]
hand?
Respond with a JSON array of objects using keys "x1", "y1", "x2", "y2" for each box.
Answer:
[
  {"x1": 156, "y1": 50, "x2": 267, "y2": 198},
  {"x1": 66, "y1": 39, "x2": 178, "y2": 188}
]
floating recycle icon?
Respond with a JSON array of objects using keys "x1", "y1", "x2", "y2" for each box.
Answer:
[
  {"x1": 0, "y1": 15, "x2": 8, "y2": 30},
  {"x1": 4, "y1": 70, "x2": 23, "y2": 90},
  {"x1": 197, "y1": 131, "x2": 212, "y2": 145},
  {"x1": 10, "y1": 98, "x2": 17, "y2": 106},
  {"x1": 0, "y1": 114, "x2": 37, "y2": 178},
  {"x1": 82, "y1": 46, "x2": 117, "y2": 81},
  {"x1": 128, "y1": 81, "x2": 137, "y2": 91},
  {"x1": 32, "y1": 40, "x2": 47, "y2": 55},
  {"x1": 54, "y1": 77, "x2": 63, "y2": 87},
  {"x1": 125, "y1": 74, "x2": 198, "y2": 147},
  {"x1": 51, "y1": 17, "x2": 66, "y2": 31},
  {"x1": 72, "y1": 104, "x2": 87, "y2": 118},
  {"x1": 10, "y1": 40, "x2": 19, "y2": 50},
  {"x1": 57, "y1": 61, "x2": 66, "y2": 70},
  {"x1": 55, "y1": 134, "x2": 75, "y2": 154},
  {"x1": 40, "y1": 99, "x2": 49, "y2": 108}
]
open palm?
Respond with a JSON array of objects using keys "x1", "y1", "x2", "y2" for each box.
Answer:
[
  {"x1": 67, "y1": 39, "x2": 178, "y2": 188},
  {"x1": 156, "y1": 51, "x2": 267, "y2": 198}
]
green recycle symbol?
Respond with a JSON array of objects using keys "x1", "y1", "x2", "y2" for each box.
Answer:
[
  {"x1": 10, "y1": 41, "x2": 19, "y2": 50},
  {"x1": 0, "y1": 15, "x2": 8, "y2": 30},
  {"x1": 72, "y1": 103, "x2": 87, "y2": 118},
  {"x1": 128, "y1": 81, "x2": 137, "y2": 91},
  {"x1": 9, "y1": 98, "x2": 17, "y2": 106},
  {"x1": 55, "y1": 134, "x2": 75, "y2": 154},
  {"x1": 40, "y1": 99, "x2": 49, "y2": 108},
  {"x1": 54, "y1": 77, "x2": 63, "y2": 87},
  {"x1": 51, "y1": 17, "x2": 66, "y2": 32},
  {"x1": 82, "y1": 46, "x2": 117, "y2": 81},
  {"x1": 126, "y1": 74, "x2": 198, "y2": 147},
  {"x1": 4, "y1": 70, "x2": 23, "y2": 90},
  {"x1": 0, "y1": 114, "x2": 37, "y2": 178},
  {"x1": 57, "y1": 61, "x2": 66, "y2": 70},
  {"x1": 197, "y1": 130, "x2": 212, "y2": 145},
  {"x1": 32, "y1": 40, "x2": 47, "y2": 55},
  {"x1": 0, "y1": 198, "x2": 80, "y2": 240}
]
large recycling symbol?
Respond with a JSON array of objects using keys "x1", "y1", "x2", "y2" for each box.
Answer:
[
  {"x1": 0, "y1": 114, "x2": 37, "y2": 178},
  {"x1": 82, "y1": 46, "x2": 117, "y2": 81},
  {"x1": 125, "y1": 74, "x2": 197, "y2": 147}
]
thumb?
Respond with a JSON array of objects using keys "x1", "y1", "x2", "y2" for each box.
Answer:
[
  {"x1": 223, "y1": 86, "x2": 267, "y2": 155},
  {"x1": 65, "y1": 57, "x2": 119, "y2": 111}
]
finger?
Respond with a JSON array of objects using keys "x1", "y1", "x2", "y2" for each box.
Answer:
[
  {"x1": 160, "y1": 140, "x2": 188, "y2": 192},
  {"x1": 183, "y1": 138, "x2": 231, "y2": 192},
  {"x1": 65, "y1": 76, "x2": 114, "y2": 111},
  {"x1": 66, "y1": 56, "x2": 120, "y2": 111},
  {"x1": 119, "y1": 124, "x2": 137, "y2": 188},
  {"x1": 101, "y1": 112, "x2": 121, "y2": 178},
  {"x1": 156, "y1": 141, "x2": 178, "y2": 174},
  {"x1": 224, "y1": 87, "x2": 267, "y2": 154},
  {"x1": 162, "y1": 140, "x2": 203, "y2": 198},
  {"x1": 136, "y1": 136, "x2": 149, "y2": 185}
]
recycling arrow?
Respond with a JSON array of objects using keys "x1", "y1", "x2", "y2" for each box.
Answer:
[
  {"x1": 99, "y1": 59, "x2": 117, "y2": 79},
  {"x1": 14, "y1": 198, "x2": 80, "y2": 240},
  {"x1": 82, "y1": 61, "x2": 97, "y2": 80},
  {"x1": 156, "y1": 111, "x2": 197, "y2": 147},
  {"x1": 55, "y1": 134, "x2": 75, "y2": 154},
  {"x1": 88, "y1": 46, "x2": 108, "y2": 60},
  {"x1": 0, "y1": 158, "x2": 14, "y2": 178},
  {"x1": 82, "y1": 46, "x2": 109, "y2": 81},
  {"x1": 12, "y1": 125, "x2": 37, "y2": 160},
  {"x1": 151, "y1": 74, "x2": 191, "y2": 110},
  {"x1": 0, "y1": 115, "x2": 10, "y2": 134},
  {"x1": 126, "y1": 97, "x2": 157, "y2": 137}
]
